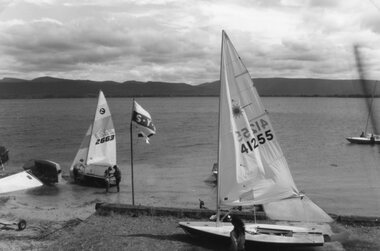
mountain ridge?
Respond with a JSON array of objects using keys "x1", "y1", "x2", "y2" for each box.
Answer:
[{"x1": 0, "y1": 76, "x2": 378, "y2": 98}]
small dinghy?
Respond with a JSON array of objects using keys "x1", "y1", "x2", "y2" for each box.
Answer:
[
  {"x1": 179, "y1": 31, "x2": 331, "y2": 248},
  {"x1": 70, "y1": 90, "x2": 117, "y2": 187}
]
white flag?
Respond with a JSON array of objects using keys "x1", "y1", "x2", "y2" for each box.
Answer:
[{"x1": 131, "y1": 101, "x2": 156, "y2": 143}]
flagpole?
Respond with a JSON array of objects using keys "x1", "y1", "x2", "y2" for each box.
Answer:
[{"x1": 130, "y1": 98, "x2": 135, "y2": 206}]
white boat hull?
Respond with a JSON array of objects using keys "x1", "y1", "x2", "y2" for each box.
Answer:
[
  {"x1": 179, "y1": 221, "x2": 324, "y2": 247},
  {"x1": 346, "y1": 136, "x2": 380, "y2": 144}
]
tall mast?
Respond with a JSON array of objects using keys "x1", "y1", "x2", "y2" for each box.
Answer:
[
  {"x1": 130, "y1": 98, "x2": 135, "y2": 205},
  {"x1": 86, "y1": 91, "x2": 101, "y2": 165},
  {"x1": 216, "y1": 31, "x2": 226, "y2": 224},
  {"x1": 364, "y1": 82, "x2": 377, "y2": 135}
]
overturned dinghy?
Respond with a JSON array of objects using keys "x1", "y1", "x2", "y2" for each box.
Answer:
[
  {"x1": 0, "y1": 171, "x2": 43, "y2": 194},
  {"x1": 23, "y1": 159, "x2": 61, "y2": 184}
]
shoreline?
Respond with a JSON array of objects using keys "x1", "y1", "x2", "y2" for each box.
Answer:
[{"x1": 96, "y1": 203, "x2": 380, "y2": 226}]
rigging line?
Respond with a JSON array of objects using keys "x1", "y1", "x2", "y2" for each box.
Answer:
[
  {"x1": 235, "y1": 70, "x2": 249, "y2": 79},
  {"x1": 354, "y1": 45, "x2": 379, "y2": 135},
  {"x1": 248, "y1": 111, "x2": 269, "y2": 122},
  {"x1": 241, "y1": 102, "x2": 252, "y2": 109}
]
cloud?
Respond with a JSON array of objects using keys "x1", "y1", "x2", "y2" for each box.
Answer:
[
  {"x1": 0, "y1": 0, "x2": 380, "y2": 83},
  {"x1": 0, "y1": 0, "x2": 222, "y2": 83}
]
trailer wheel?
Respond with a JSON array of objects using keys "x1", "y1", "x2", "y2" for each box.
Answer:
[{"x1": 18, "y1": 219, "x2": 26, "y2": 231}]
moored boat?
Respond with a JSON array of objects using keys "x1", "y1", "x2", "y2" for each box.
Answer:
[{"x1": 346, "y1": 133, "x2": 380, "y2": 144}]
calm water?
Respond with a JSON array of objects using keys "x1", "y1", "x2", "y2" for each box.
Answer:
[{"x1": 0, "y1": 97, "x2": 379, "y2": 220}]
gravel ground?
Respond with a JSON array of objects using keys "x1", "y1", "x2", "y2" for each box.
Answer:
[{"x1": 1, "y1": 213, "x2": 379, "y2": 251}]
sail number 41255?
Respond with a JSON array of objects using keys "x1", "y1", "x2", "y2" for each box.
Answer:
[
  {"x1": 96, "y1": 135, "x2": 115, "y2": 145},
  {"x1": 240, "y1": 130, "x2": 273, "y2": 154}
]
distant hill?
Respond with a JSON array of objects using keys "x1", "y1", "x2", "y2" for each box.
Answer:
[{"x1": 0, "y1": 77, "x2": 378, "y2": 98}]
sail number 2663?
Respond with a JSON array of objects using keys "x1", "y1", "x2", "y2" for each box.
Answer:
[
  {"x1": 96, "y1": 135, "x2": 115, "y2": 145},
  {"x1": 240, "y1": 130, "x2": 273, "y2": 154}
]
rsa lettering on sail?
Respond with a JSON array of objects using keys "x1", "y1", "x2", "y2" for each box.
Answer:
[{"x1": 235, "y1": 118, "x2": 274, "y2": 154}]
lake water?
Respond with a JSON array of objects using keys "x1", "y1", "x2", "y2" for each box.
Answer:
[{"x1": 0, "y1": 97, "x2": 379, "y2": 221}]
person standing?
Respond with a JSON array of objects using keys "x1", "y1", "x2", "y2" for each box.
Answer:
[
  {"x1": 113, "y1": 165, "x2": 121, "y2": 192},
  {"x1": 104, "y1": 166, "x2": 113, "y2": 193},
  {"x1": 73, "y1": 159, "x2": 85, "y2": 182},
  {"x1": 230, "y1": 215, "x2": 246, "y2": 251}
]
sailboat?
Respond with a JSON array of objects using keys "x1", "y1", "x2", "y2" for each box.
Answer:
[
  {"x1": 70, "y1": 90, "x2": 117, "y2": 186},
  {"x1": 179, "y1": 31, "x2": 332, "y2": 247},
  {"x1": 204, "y1": 162, "x2": 218, "y2": 185},
  {"x1": 346, "y1": 82, "x2": 380, "y2": 144}
]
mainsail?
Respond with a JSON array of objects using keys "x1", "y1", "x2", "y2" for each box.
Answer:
[
  {"x1": 218, "y1": 31, "x2": 331, "y2": 222},
  {"x1": 86, "y1": 91, "x2": 116, "y2": 166},
  {"x1": 218, "y1": 31, "x2": 299, "y2": 207},
  {"x1": 178, "y1": 31, "x2": 329, "y2": 247}
]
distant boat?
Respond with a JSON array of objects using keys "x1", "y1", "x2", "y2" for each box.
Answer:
[
  {"x1": 346, "y1": 133, "x2": 380, "y2": 144},
  {"x1": 346, "y1": 80, "x2": 379, "y2": 144},
  {"x1": 179, "y1": 31, "x2": 331, "y2": 247},
  {"x1": 204, "y1": 162, "x2": 217, "y2": 185},
  {"x1": 70, "y1": 90, "x2": 116, "y2": 186}
]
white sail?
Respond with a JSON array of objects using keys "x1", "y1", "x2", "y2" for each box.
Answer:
[
  {"x1": 86, "y1": 91, "x2": 116, "y2": 166},
  {"x1": 218, "y1": 31, "x2": 300, "y2": 207},
  {"x1": 70, "y1": 125, "x2": 91, "y2": 173},
  {"x1": 218, "y1": 31, "x2": 331, "y2": 222},
  {"x1": 178, "y1": 31, "x2": 329, "y2": 246}
]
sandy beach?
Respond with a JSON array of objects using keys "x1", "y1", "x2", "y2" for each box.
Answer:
[{"x1": 1, "y1": 203, "x2": 379, "y2": 251}]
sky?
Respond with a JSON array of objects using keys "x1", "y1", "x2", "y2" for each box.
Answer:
[{"x1": 0, "y1": 0, "x2": 380, "y2": 85}]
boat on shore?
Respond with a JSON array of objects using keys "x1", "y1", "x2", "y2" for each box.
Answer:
[
  {"x1": 0, "y1": 147, "x2": 60, "y2": 193},
  {"x1": 179, "y1": 31, "x2": 332, "y2": 247},
  {"x1": 22, "y1": 159, "x2": 61, "y2": 184},
  {"x1": 70, "y1": 90, "x2": 116, "y2": 187}
]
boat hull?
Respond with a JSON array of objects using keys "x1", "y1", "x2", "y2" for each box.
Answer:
[
  {"x1": 346, "y1": 137, "x2": 380, "y2": 144},
  {"x1": 22, "y1": 159, "x2": 61, "y2": 184},
  {"x1": 74, "y1": 173, "x2": 116, "y2": 187},
  {"x1": 179, "y1": 221, "x2": 324, "y2": 248},
  {"x1": 70, "y1": 164, "x2": 116, "y2": 187}
]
